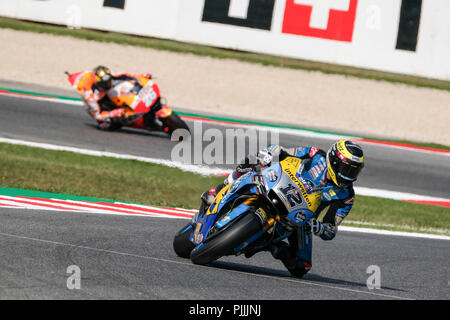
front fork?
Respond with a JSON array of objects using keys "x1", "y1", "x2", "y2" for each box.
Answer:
[
  {"x1": 142, "y1": 98, "x2": 175, "y2": 132},
  {"x1": 155, "y1": 104, "x2": 173, "y2": 119}
]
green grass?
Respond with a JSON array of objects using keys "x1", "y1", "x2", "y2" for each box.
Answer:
[
  {"x1": 0, "y1": 142, "x2": 449, "y2": 236},
  {"x1": 346, "y1": 196, "x2": 450, "y2": 235},
  {"x1": 0, "y1": 143, "x2": 224, "y2": 209},
  {"x1": 1, "y1": 16, "x2": 450, "y2": 92}
]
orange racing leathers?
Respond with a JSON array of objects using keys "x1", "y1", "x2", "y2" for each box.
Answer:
[{"x1": 75, "y1": 71, "x2": 152, "y2": 130}]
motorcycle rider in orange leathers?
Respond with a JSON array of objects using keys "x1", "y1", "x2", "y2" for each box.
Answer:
[{"x1": 73, "y1": 65, "x2": 152, "y2": 131}]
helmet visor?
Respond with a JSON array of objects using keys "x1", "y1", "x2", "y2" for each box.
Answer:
[
  {"x1": 96, "y1": 74, "x2": 112, "y2": 90},
  {"x1": 336, "y1": 161, "x2": 363, "y2": 183}
]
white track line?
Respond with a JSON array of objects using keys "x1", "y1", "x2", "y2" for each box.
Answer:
[
  {"x1": 0, "y1": 137, "x2": 228, "y2": 176},
  {"x1": 338, "y1": 226, "x2": 450, "y2": 241},
  {"x1": 354, "y1": 187, "x2": 450, "y2": 202},
  {"x1": 2, "y1": 137, "x2": 449, "y2": 204}
]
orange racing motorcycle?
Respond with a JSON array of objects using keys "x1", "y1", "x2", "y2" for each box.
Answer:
[{"x1": 67, "y1": 71, "x2": 189, "y2": 135}]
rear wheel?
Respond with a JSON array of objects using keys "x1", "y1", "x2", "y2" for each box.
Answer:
[
  {"x1": 173, "y1": 223, "x2": 196, "y2": 258},
  {"x1": 190, "y1": 213, "x2": 262, "y2": 265}
]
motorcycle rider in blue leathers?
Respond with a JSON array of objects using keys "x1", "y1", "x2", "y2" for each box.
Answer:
[{"x1": 200, "y1": 139, "x2": 365, "y2": 277}]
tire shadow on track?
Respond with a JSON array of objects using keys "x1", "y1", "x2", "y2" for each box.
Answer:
[
  {"x1": 84, "y1": 123, "x2": 172, "y2": 139},
  {"x1": 210, "y1": 260, "x2": 406, "y2": 293}
]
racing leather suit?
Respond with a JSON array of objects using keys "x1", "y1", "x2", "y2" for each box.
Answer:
[
  {"x1": 217, "y1": 145, "x2": 355, "y2": 277},
  {"x1": 75, "y1": 72, "x2": 152, "y2": 130}
]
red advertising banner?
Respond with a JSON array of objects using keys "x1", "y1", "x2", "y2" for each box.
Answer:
[{"x1": 282, "y1": 0, "x2": 359, "y2": 42}]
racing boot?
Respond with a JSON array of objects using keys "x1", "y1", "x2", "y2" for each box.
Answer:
[
  {"x1": 200, "y1": 187, "x2": 218, "y2": 207},
  {"x1": 199, "y1": 182, "x2": 227, "y2": 213},
  {"x1": 270, "y1": 243, "x2": 311, "y2": 278}
]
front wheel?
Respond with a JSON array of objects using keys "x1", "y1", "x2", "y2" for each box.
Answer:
[
  {"x1": 173, "y1": 223, "x2": 196, "y2": 258},
  {"x1": 162, "y1": 113, "x2": 190, "y2": 135},
  {"x1": 190, "y1": 213, "x2": 262, "y2": 265}
]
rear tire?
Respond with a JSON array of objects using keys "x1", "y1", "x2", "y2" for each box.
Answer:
[
  {"x1": 190, "y1": 213, "x2": 262, "y2": 265},
  {"x1": 173, "y1": 223, "x2": 196, "y2": 258}
]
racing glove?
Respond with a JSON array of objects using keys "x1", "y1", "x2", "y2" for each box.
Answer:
[
  {"x1": 96, "y1": 108, "x2": 126, "y2": 122},
  {"x1": 256, "y1": 145, "x2": 283, "y2": 167},
  {"x1": 307, "y1": 218, "x2": 324, "y2": 236},
  {"x1": 236, "y1": 150, "x2": 273, "y2": 173},
  {"x1": 109, "y1": 108, "x2": 126, "y2": 119},
  {"x1": 256, "y1": 150, "x2": 273, "y2": 167},
  {"x1": 236, "y1": 154, "x2": 259, "y2": 173},
  {"x1": 236, "y1": 145, "x2": 282, "y2": 173},
  {"x1": 306, "y1": 219, "x2": 337, "y2": 240}
]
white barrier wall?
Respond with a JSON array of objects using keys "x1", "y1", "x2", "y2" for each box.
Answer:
[
  {"x1": 0, "y1": 0, "x2": 179, "y2": 38},
  {"x1": 1, "y1": 0, "x2": 449, "y2": 80}
]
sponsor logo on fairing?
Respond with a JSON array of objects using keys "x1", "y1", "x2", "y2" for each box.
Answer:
[
  {"x1": 294, "y1": 211, "x2": 307, "y2": 223},
  {"x1": 279, "y1": 184, "x2": 303, "y2": 208},
  {"x1": 267, "y1": 169, "x2": 279, "y2": 182},
  {"x1": 323, "y1": 192, "x2": 332, "y2": 201},
  {"x1": 309, "y1": 147, "x2": 319, "y2": 157}
]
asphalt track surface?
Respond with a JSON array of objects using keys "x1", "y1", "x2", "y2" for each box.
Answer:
[
  {"x1": 0, "y1": 207, "x2": 448, "y2": 300},
  {"x1": 1, "y1": 84, "x2": 449, "y2": 199},
  {"x1": 0, "y1": 82, "x2": 449, "y2": 300}
]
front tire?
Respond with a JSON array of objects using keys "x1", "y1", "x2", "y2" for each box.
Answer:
[
  {"x1": 173, "y1": 223, "x2": 196, "y2": 258},
  {"x1": 162, "y1": 113, "x2": 190, "y2": 135},
  {"x1": 190, "y1": 213, "x2": 262, "y2": 265}
]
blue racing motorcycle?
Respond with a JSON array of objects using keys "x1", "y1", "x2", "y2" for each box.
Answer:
[{"x1": 173, "y1": 156, "x2": 323, "y2": 265}]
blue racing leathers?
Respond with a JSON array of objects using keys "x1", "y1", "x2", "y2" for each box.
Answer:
[{"x1": 274, "y1": 145, "x2": 355, "y2": 240}]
